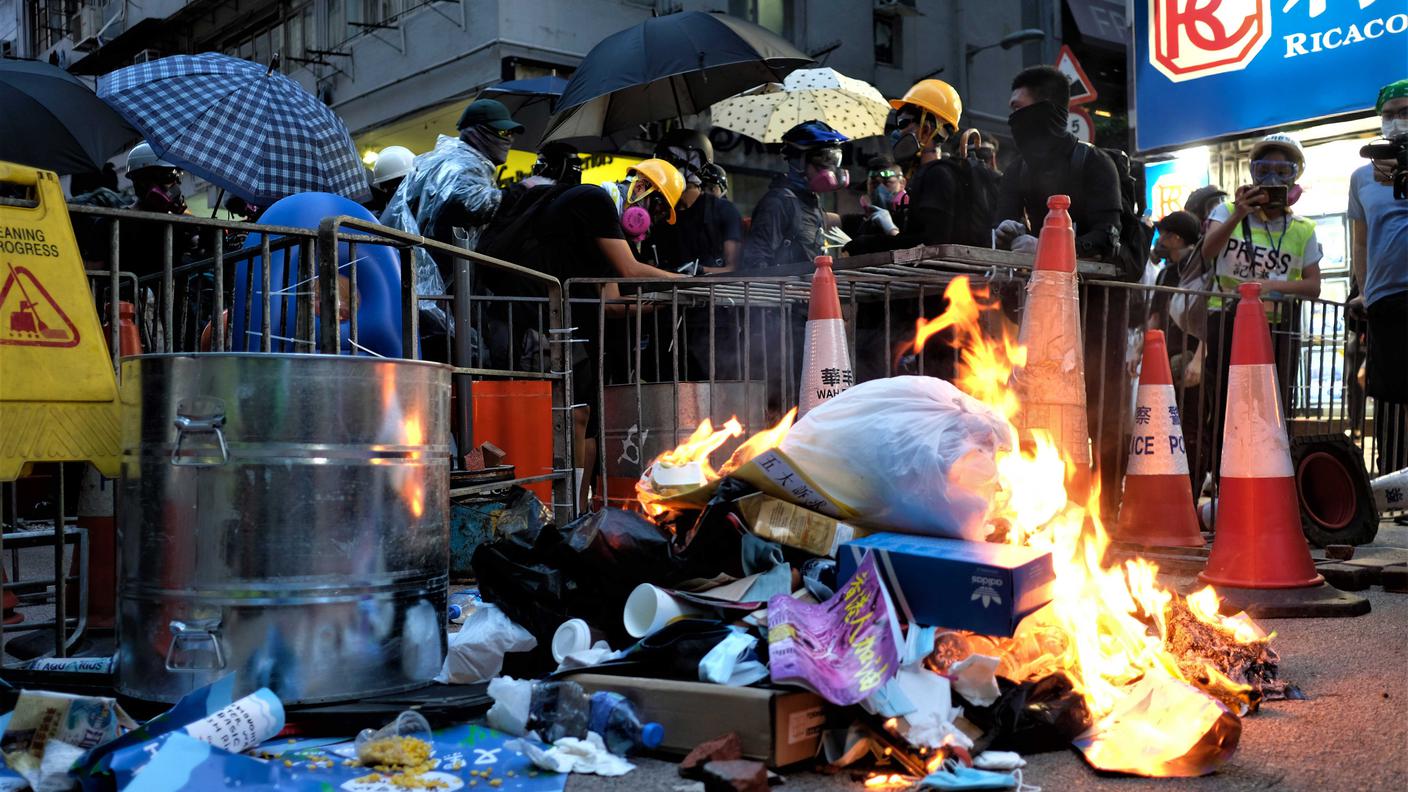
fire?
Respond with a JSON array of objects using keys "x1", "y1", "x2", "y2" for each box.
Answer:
[
  {"x1": 911, "y1": 275, "x2": 1267, "y2": 775},
  {"x1": 911, "y1": 278, "x2": 1026, "y2": 420},
  {"x1": 636, "y1": 410, "x2": 796, "y2": 518},
  {"x1": 863, "y1": 774, "x2": 911, "y2": 789}
]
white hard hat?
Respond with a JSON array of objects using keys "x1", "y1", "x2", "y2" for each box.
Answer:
[
  {"x1": 1250, "y1": 133, "x2": 1305, "y2": 167},
  {"x1": 372, "y1": 146, "x2": 415, "y2": 186},
  {"x1": 125, "y1": 142, "x2": 176, "y2": 175}
]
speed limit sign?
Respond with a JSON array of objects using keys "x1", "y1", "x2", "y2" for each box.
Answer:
[{"x1": 1068, "y1": 107, "x2": 1095, "y2": 143}]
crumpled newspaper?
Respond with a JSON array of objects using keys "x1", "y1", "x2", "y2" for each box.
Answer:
[
  {"x1": 0, "y1": 690, "x2": 136, "y2": 792},
  {"x1": 506, "y1": 732, "x2": 634, "y2": 777}
]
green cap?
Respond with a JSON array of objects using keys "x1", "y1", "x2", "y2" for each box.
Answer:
[
  {"x1": 457, "y1": 99, "x2": 524, "y2": 133},
  {"x1": 1376, "y1": 78, "x2": 1408, "y2": 114}
]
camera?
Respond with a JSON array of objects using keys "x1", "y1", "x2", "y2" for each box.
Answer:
[{"x1": 1360, "y1": 135, "x2": 1408, "y2": 200}]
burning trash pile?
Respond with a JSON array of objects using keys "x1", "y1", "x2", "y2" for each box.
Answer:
[{"x1": 460, "y1": 269, "x2": 1296, "y2": 789}]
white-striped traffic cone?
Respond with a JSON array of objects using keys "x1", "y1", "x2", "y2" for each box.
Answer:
[
  {"x1": 1115, "y1": 330, "x2": 1204, "y2": 547},
  {"x1": 1199, "y1": 283, "x2": 1367, "y2": 617},
  {"x1": 799, "y1": 255, "x2": 852, "y2": 417}
]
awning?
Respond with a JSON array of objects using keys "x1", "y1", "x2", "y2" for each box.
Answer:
[{"x1": 1066, "y1": 0, "x2": 1129, "y2": 48}]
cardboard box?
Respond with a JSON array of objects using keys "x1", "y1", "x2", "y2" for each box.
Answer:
[
  {"x1": 838, "y1": 533, "x2": 1054, "y2": 637},
  {"x1": 567, "y1": 674, "x2": 827, "y2": 768}
]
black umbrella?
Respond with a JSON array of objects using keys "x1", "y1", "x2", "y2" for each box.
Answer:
[
  {"x1": 0, "y1": 58, "x2": 138, "y2": 174},
  {"x1": 543, "y1": 11, "x2": 813, "y2": 145},
  {"x1": 480, "y1": 75, "x2": 569, "y2": 151}
]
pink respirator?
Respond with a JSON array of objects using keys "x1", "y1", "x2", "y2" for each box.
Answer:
[
  {"x1": 621, "y1": 205, "x2": 652, "y2": 241},
  {"x1": 808, "y1": 167, "x2": 850, "y2": 193}
]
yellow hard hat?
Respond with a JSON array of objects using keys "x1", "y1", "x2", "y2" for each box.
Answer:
[
  {"x1": 890, "y1": 79, "x2": 963, "y2": 130},
  {"x1": 627, "y1": 158, "x2": 685, "y2": 224}
]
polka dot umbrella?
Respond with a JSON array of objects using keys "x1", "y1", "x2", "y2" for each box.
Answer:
[{"x1": 710, "y1": 67, "x2": 890, "y2": 144}]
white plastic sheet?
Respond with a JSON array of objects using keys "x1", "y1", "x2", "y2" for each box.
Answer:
[{"x1": 780, "y1": 376, "x2": 1013, "y2": 540}]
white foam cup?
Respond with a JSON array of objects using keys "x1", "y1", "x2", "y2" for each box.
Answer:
[{"x1": 623, "y1": 583, "x2": 705, "y2": 638}]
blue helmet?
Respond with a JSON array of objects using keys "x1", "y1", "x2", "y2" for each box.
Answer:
[{"x1": 781, "y1": 120, "x2": 848, "y2": 154}]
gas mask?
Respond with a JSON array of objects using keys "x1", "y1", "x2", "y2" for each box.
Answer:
[
  {"x1": 621, "y1": 205, "x2": 651, "y2": 241},
  {"x1": 1383, "y1": 117, "x2": 1408, "y2": 140},
  {"x1": 139, "y1": 171, "x2": 186, "y2": 214},
  {"x1": 804, "y1": 148, "x2": 848, "y2": 193},
  {"x1": 621, "y1": 178, "x2": 671, "y2": 241}
]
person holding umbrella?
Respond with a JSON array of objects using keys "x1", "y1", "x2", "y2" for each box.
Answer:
[{"x1": 741, "y1": 120, "x2": 850, "y2": 269}]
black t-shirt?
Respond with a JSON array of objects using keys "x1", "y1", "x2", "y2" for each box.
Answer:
[
  {"x1": 904, "y1": 159, "x2": 963, "y2": 245},
  {"x1": 523, "y1": 184, "x2": 624, "y2": 287},
  {"x1": 646, "y1": 193, "x2": 744, "y2": 270}
]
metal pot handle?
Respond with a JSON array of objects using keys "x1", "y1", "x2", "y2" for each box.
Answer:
[
  {"x1": 172, "y1": 414, "x2": 228, "y2": 465},
  {"x1": 165, "y1": 618, "x2": 226, "y2": 671}
]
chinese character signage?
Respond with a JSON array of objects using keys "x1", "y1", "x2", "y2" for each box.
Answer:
[{"x1": 1134, "y1": 0, "x2": 1407, "y2": 152}]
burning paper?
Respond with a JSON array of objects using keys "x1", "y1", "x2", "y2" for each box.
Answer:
[
  {"x1": 636, "y1": 410, "x2": 796, "y2": 519},
  {"x1": 767, "y1": 552, "x2": 903, "y2": 706},
  {"x1": 1073, "y1": 676, "x2": 1241, "y2": 777}
]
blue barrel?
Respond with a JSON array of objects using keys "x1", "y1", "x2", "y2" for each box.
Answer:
[{"x1": 231, "y1": 193, "x2": 403, "y2": 357}]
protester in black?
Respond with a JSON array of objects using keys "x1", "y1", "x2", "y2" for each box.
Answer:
[
  {"x1": 648, "y1": 129, "x2": 743, "y2": 272},
  {"x1": 741, "y1": 121, "x2": 850, "y2": 269},
  {"x1": 996, "y1": 65, "x2": 1128, "y2": 519}
]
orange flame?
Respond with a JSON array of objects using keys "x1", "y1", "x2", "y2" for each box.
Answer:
[
  {"x1": 914, "y1": 275, "x2": 1264, "y2": 774},
  {"x1": 863, "y1": 774, "x2": 912, "y2": 789},
  {"x1": 636, "y1": 410, "x2": 796, "y2": 519}
]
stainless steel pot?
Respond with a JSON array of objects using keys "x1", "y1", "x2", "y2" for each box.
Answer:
[{"x1": 116, "y1": 353, "x2": 451, "y2": 704}]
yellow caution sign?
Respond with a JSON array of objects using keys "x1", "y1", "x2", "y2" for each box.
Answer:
[{"x1": 0, "y1": 162, "x2": 120, "y2": 480}]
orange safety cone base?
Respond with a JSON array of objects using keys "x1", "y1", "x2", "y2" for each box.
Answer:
[
  {"x1": 1209, "y1": 581, "x2": 1371, "y2": 620},
  {"x1": 1199, "y1": 476, "x2": 1323, "y2": 589},
  {"x1": 1115, "y1": 473, "x2": 1205, "y2": 547}
]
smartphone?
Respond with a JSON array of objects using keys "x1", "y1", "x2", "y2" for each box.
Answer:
[{"x1": 1261, "y1": 184, "x2": 1288, "y2": 208}]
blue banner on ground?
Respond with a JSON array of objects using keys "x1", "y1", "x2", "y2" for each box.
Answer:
[{"x1": 1133, "y1": 0, "x2": 1407, "y2": 152}]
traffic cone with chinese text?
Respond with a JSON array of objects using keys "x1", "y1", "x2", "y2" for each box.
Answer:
[
  {"x1": 798, "y1": 255, "x2": 852, "y2": 417},
  {"x1": 1114, "y1": 330, "x2": 1204, "y2": 547},
  {"x1": 1199, "y1": 283, "x2": 1368, "y2": 617},
  {"x1": 1013, "y1": 195, "x2": 1091, "y2": 501}
]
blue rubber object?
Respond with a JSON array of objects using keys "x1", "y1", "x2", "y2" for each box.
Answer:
[{"x1": 231, "y1": 192, "x2": 403, "y2": 357}]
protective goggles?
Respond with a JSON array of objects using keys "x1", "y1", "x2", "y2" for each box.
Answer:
[
  {"x1": 869, "y1": 168, "x2": 900, "y2": 180},
  {"x1": 806, "y1": 148, "x2": 843, "y2": 169},
  {"x1": 626, "y1": 176, "x2": 660, "y2": 205},
  {"x1": 1381, "y1": 106, "x2": 1408, "y2": 122},
  {"x1": 1250, "y1": 159, "x2": 1301, "y2": 183},
  {"x1": 663, "y1": 145, "x2": 706, "y2": 172},
  {"x1": 489, "y1": 126, "x2": 516, "y2": 140}
]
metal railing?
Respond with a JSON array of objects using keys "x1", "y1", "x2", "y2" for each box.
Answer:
[
  {"x1": 2, "y1": 203, "x2": 578, "y2": 665},
  {"x1": 563, "y1": 244, "x2": 1401, "y2": 516}
]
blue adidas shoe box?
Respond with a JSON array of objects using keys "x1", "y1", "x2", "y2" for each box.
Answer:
[{"x1": 838, "y1": 533, "x2": 1055, "y2": 637}]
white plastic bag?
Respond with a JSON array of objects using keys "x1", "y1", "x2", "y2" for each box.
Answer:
[
  {"x1": 434, "y1": 603, "x2": 536, "y2": 684},
  {"x1": 779, "y1": 376, "x2": 1013, "y2": 540}
]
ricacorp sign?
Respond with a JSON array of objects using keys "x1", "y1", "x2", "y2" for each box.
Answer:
[{"x1": 1134, "y1": 0, "x2": 1407, "y2": 152}]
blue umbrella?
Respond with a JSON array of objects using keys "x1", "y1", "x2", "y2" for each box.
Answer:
[{"x1": 97, "y1": 53, "x2": 368, "y2": 205}]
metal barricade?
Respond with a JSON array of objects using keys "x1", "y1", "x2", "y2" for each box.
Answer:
[
  {"x1": 567, "y1": 243, "x2": 1396, "y2": 517},
  {"x1": 2, "y1": 204, "x2": 576, "y2": 666}
]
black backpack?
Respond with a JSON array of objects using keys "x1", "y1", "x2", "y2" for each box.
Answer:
[
  {"x1": 909, "y1": 154, "x2": 1001, "y2": 248},
  {"x1": 1072, "y1": 143, "x2": 1152, "y2": 283}
]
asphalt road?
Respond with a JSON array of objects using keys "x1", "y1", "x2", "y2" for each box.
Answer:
[{"x1": 569, "y1": 523, "x2": 1408, "y2": 792}]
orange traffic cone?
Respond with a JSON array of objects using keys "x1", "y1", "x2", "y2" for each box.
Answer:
[
  {"x1": 1114, "y1": 330, "x2": 1204, "y2": 547},
  {"x1": 798, "y1": 255, "x2": 852, "y2": 417},
  {"x1": 3, "y1": 567, "x2": 22, "y2": 625},
  {"x1": 1199, "y1": 283, "x2": 1368, "y2": 617},
  {"x1": 1013, "y1": 195, "x2": 1091, "y2": 500}
]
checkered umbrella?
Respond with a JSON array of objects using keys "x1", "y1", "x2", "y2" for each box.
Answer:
[
  {"x1": 97, "y1": 53, "x2": 368, "y2": 205},
  {"x1": 711, "y1": 67, "x2": 890, "y2": 144}
]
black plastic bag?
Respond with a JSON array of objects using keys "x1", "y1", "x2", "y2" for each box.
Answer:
[{"x1": 962, "y1": 673, "x2": 1093, "y2": 754}]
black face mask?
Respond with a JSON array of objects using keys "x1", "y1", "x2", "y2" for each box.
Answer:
[
  {"x1": 1008, "y1": 101, "x2": 1070, "y2": 158},
  {"x1": 462, "y1": 125, "x2": 512, "y2": 166}
]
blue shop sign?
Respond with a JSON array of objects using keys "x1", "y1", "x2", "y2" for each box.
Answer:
[{"x1": 1134, "y1": 0, "x2": 1408, "y2": 152}]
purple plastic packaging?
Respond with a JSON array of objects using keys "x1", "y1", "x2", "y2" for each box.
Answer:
[{"x1": 766, "y1": 552, "x2": 903, "y2": 705}]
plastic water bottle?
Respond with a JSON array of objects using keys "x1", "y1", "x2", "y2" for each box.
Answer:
[
  {"x1": 526, "y1": 680, "x2": 591, "y2": 743},
  {"x1": 588, "y1": 691, "x2": 664, "y2": 755}
]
